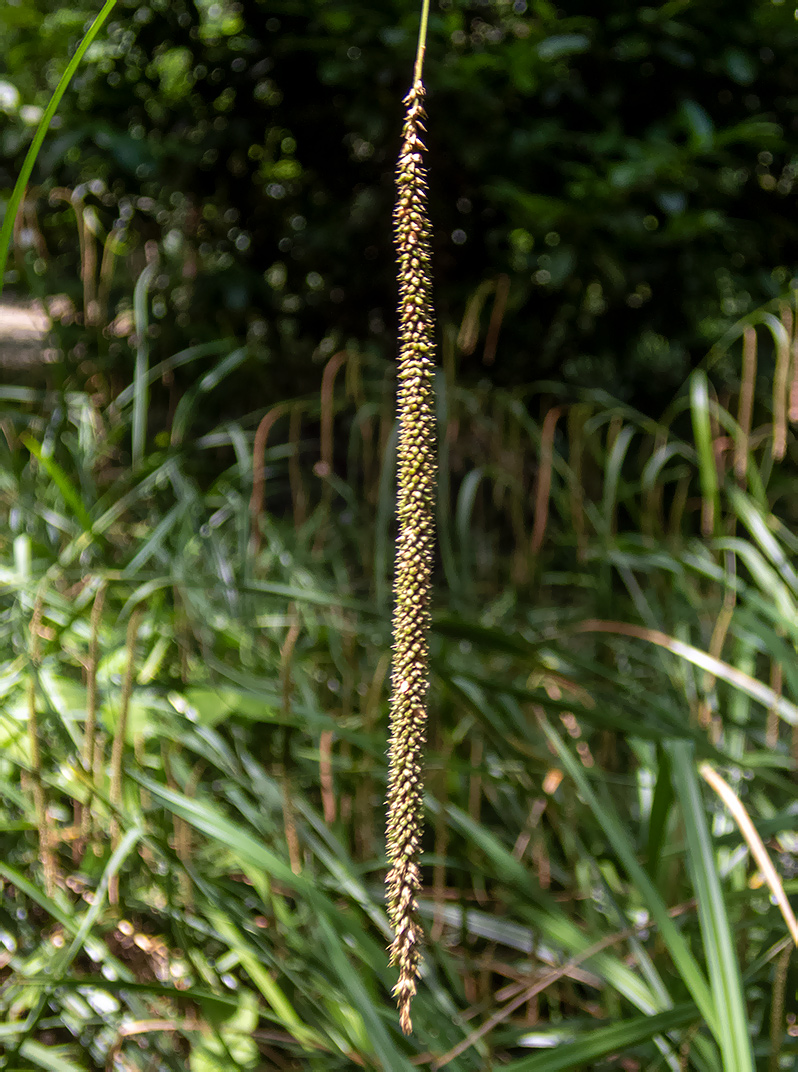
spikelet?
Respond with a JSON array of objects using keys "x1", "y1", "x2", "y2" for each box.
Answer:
[{"x1": 385, "y1": 79, "x2": 436, "y2": 1037}]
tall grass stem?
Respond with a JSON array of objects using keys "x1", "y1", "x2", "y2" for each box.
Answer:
[
  {"x1": 108, "y1": 607, "x2": 142, "y2": 903},
  {"x1": 412, "y1": 0, "x2": 431, "y2": 85}
]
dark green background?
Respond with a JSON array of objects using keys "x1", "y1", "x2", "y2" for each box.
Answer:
[{"x1": 2, "y1": 0, "x2": 797, "y2": 404}]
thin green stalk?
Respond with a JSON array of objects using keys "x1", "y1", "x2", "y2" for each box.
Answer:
[
  {"x1": 413, "y1": 0, "x2": 431, "y2": 85},
  {"x1": 27, "y1": 592, "x2": 56, "y2": 896},
  {"x1": 82, "y1": 582, "x2": 106, "y2": 780},
  {"x1": 77, "y1": 581, "x2": 106, "y2": 853},
  {"x1": 132, "y1": 259, "x2": 158, "y2": 468},
  {"x1": 671, "y1": 742, "x2": 753, "y2": 1071},
  {"x1": 0, "y1": 0, "x2": 118, "y2": 294},
  {"x1": 108, "y1": 606, "x2": 142, "y2": 904}
]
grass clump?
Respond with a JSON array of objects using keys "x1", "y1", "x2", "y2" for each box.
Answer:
[
  {"x1": 3, "y1": 3, "x2": 798, "y2": 1068},
  {"x1": 2, "y1": 288, "x2": 798, "y2": 1068}
]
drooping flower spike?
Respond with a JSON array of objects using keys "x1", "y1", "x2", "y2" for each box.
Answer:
[{"x1": 385, "y1": 75, "x2": 436, "y2": 1037}]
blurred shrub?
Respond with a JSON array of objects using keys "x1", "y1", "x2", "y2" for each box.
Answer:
[{"x1": 1, "y1": 0, "x2": 798, "y2": 407}]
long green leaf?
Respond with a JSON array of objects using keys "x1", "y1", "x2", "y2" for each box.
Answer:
[
  {"x1": 669, "y1": 741, "x2": 754, "y2": 1072},
  {"x1": 317, "y1": 914, "x2": 413, "y2": 1071},
  {"x1": 540, "y1": 719, "x2": 718, "y2": 1035},
  {"x1": 502, "y1": 1004, "x2": 696, "y2": 1072},
  {"x1": 21, "y1": 434, "x2": 94, "y2": 534},
  {"x1": 690, "y1": 370, "x2": 720, "y2": 537},
  {"x1": 134, "y1": 774, "x2": 412, "y2": 1061},
  {"x1": 131, "y1": 261, "x2": 158, "y2": 468},
  {"x1": 439, "y1": 802, "x2": 662, "y2": 1014},
  {"x1": 19, "y1": 1039, "x2": 89, "y2": 1072},
  {"x1": 602, "y1": 423, "x2": 635, "y2": 533},
  {"x1": 0, "y1": 0, "x2": 119, "y2": 293}
]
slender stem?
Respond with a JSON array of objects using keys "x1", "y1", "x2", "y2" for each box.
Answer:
[
  {"x1": 28, "y1": 591, "x2": 56, "y2": 896},
  {"x1": 108, "y1": 606, "x2": 141, "y2": 905},
  {"x1": 413, "y1": 0, "x2": 431, "y2": 85}
]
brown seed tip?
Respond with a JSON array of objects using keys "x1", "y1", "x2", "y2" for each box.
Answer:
[{"x1": 399, "y1": 1003, "x2": 413, "y2": 1036}]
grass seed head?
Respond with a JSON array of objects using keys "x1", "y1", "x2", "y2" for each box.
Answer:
[{"x1": 385, "y1": 78, "x2": 436, "y2": 1036}]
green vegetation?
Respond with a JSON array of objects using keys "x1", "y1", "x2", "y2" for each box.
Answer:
[
  {"x1": 2, "y1": 1, "x2": 798, "y2": 1070},
  {"x1": 3, "y1": 1, "x2": 798, "y2": 399},
  {"x1": 3, "y1": 293, "x2": 798, "y2": 1067}
]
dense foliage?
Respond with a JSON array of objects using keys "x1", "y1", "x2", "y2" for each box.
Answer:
[
  {"x1": 2, "y1": 2, "x2": 798, "y2": 1070},
  {"x1": 3, "y1": 0, "x2": 798, "y2": 405},
  {"x1": 2, "y1": 309, "x2": 798, "y2": 1069}
]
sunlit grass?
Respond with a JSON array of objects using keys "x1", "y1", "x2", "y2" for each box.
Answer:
[{"x1": 1, "y1": 302, "x2": 798, "y2": 1069}]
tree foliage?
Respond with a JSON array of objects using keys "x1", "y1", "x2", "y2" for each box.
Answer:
[{"x1": 2, "y1": 0, "x2": 798, "y2": 403}]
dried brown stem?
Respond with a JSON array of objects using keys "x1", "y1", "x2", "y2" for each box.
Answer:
[
  {"x1": 530, "y1": 406, "x2": 562, "y2": 556},
  {"x1": 482, "y1": 273, "x2": 509, "y2": 366},
  {"x1": 249, "y1": 405, "x2": 285, "y2": 555}
]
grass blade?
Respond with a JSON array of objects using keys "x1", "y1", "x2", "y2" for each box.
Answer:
[
  {"x1": 574, "y1": 619, "x2": 798, "y2": 724},
  {"x1": 501, "y1": 1004, "x2": 696, "y2": 1072},
  {"x1": 21, "y1": 434, "x2": 94, "y2": 535},
  {"x1": 539, "y1": 718, "x2": 718, "y2": 1035},
  {"x1": 0, "y1": 0, "x2": 119, "y2": 293},
  {"x1": 131, "y1": 260, "x2": 157, "y2": 468},
  {"x1": 690, "y1": 370, "x2": 720, "y2": 537},
  {"x1": 669, "y1": 740, "x2": 754, "y2": 1072}
]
